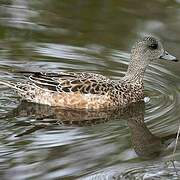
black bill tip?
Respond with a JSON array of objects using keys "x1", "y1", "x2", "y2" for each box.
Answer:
[{"x1": 173, "y1": 59, "x2": 178, "y2": 62}]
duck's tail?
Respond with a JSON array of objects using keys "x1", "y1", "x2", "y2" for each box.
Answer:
[
  {"x1": 0, "y1": 80, "x2": 25, "y2": 92},
  {"x1": 0, "y1": 80, "x2": 15, "y2": 87}
]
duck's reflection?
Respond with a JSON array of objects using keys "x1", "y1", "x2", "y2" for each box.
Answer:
[
  {"x1": 126, "y1": 103, "x2": 162, "y2": 158},
  {"x1": 8, "y1": 100, "x2": 177, "y2": 159}
]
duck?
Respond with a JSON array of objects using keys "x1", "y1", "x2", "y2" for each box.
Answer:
[{"x1": 0, "y1": 36, "x2": 178, "y2": 110}]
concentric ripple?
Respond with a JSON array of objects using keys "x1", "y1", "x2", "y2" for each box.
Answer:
[
  {"x1": 0, "y1": 43, "x2": 179, "y2": 179},
  {"x1": 0, "y1": 1, "x2": 180, "y2": 179},
  {"x1": 111, "y1": 49, "x2": 180, "y2": 126},
  {"x1": 120, "y1": 161, "x2": 180, "y2": 180},
  {"x1": 81, "y1": 161, "x2": 180, "y2": 180},
  {"x1": 145, "y1": 64, "x2": 179, "y2": 124}
]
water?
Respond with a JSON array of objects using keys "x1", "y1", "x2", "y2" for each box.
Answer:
[{"x1": 0, "y1": 0, "x2": 180, "y2": 179}]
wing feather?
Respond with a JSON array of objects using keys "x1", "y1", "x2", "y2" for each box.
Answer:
[{"x1": 20, "y1": 71, "x2": 113, "y2": 94}]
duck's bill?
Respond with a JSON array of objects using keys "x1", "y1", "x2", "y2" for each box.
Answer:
[{"x1": 159, "y1": 51, "x2": 178, "y2": 62}]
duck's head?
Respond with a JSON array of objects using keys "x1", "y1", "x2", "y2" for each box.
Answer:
[{"x1": 131, "y1": 36, "x2": 178, "y2": 63}]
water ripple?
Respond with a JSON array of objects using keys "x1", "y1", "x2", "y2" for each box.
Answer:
[{"x1": 0, "y1": 43, "x2": 179, "y2": 180}]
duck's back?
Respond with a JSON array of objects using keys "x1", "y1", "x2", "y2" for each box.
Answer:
[{"x1": 13, "y1": 72, "x2": 116, "y2": 110}]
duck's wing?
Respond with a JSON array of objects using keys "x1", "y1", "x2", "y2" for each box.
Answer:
[{"x1": 23, "y1": 72, "x2": 114, "y2": 95}]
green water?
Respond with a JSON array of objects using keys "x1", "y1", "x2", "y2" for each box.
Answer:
[{"x1": 0, "y1": 1, "x2": 180, "y2": 179}]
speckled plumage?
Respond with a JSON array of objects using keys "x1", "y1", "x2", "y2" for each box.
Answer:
[
  {"x1": 0, "y1": 36, "x2": 177, "y2": 110},
  {"x1": 7, "y1": 71, "x2": 144, "y2": 110}
]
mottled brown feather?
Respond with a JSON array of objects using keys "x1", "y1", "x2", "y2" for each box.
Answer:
[{"x1": 2, "y1": 36, "x2": 171, "y2": 110}]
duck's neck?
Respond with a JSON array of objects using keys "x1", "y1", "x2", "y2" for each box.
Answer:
[
  {"x1": 122, "y1": 56, "x2": 148, "y2": 85},
  {"x1": 123, "y1": 67, "x2": 145, "y2": 84}
]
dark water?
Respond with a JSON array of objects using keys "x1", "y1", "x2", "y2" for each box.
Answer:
[{"x1": 0, "y1": 0, "x2": 180, "y2": 179}]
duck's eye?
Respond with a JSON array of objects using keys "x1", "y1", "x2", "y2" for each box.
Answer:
[{"x1": 149, "y1": 43, "x2": 158, "y2": 50}]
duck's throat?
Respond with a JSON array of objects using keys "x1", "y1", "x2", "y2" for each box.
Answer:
[
  {"x1": 124, "y1": 55, "x2": 149, "y2": 83},
  {"x1": 123, "y1": 67, "x2": 145, "y2": 84}
]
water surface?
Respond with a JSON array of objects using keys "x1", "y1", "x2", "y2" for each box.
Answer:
[{"x1": 0, "y1": 1, "x2": 180, "y2": 179}]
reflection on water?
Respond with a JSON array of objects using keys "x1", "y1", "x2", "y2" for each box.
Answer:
[
  {"x1": 9, "y1": 101, "x2": 177, "y2": 160},
  {"x1": 0, "y1": 0, "x2": 180, "y2": 179},
  {"x1": 2, "y1": 100, "x2": 179, "y2": 179}
]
